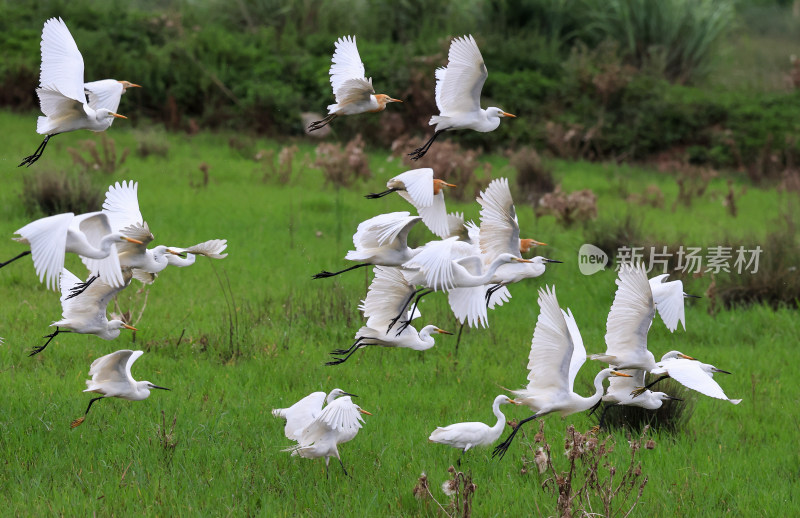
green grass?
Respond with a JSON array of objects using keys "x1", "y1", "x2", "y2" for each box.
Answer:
[{"x1": 0, "y1": 109, "x2": 797, "y2": 516}]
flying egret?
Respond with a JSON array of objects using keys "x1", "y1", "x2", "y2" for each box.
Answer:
[
  {"x1": 4, "y1": 211, "x2": 142, "y2": 291},
  {"x1": 283, "y1": 395, "x2": 372, "y2": 477},
  {"x1": 70, "y1": 349, "x2": 169, "y2": 428},
  {"x1": 632, "y1": 352, "x2": 742, "y2": 404},
  {"x1": 365, "y1": 168, "x2": 456, "y2": 238},
  {"x1": 649, "y1": 274, "x2": 700, "y2": 332},
  {"x1": 272, "y1": 388, "x2": 356, "y2": 441},
  {"x1": 128, "y1": 239, "x2": 229, "y2": 284},
  {"x1": 493, "y1": 285, "x2": 631, "y2": 459},
  {"x1": 326, "y1": 266, "x2": 451, "y2": 365},
  {"x1": 307, "y1": 35, "x2": 401, "y2": 132},
  {"x1": 32, "y1": 268, "x2": 136, "y2": 356},
  {"x1": 313, "y1": 212, "x2": 422, "y2": 279},
  {"x1": 592, "y1": 368, "x2": 683, "y2": 428},
  {"x1": 429, "y1": 395, "x2": 520, "y2": 465},
  {"x1": 19, "y1": 18, "x2": 137, "y2": 167},
  {"x1": 409, "y1": 35, "x2": 514, "y2": 161}
]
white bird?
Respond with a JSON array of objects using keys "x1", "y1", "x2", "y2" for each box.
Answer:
[
  {"x1": 589, "y1": 263, "x2": 660, "y2": 371},
  {"x1": 649, "y1": 274, "x2": 700, "y2": 332},
  {"x1": 313, "y1": 212, "x2": 422, "y2": 279},
  {"x1": 20, "y1": 18, "x2": 137, "y2": 167},
  {"x1": 70, "y1": 349, "x2": 169, "y2": 428},
  {"x1": 602, "y1": 369, "x2": 681, "y2": 410},
  {"x1": 326, "y1": 266, "x2": 451, "y2": 365},
  {"x1": 308, "y1": 35, "x2": 401, "y2": 132},
  {"x1": 493, "y1": 285, "x2": 631, "y2": 459},
  {"x1": 32, "y1": 268, "x2": 137, "y2": 356},
  {"x1": 365, "y1": 168, "x2": 456, "y2": 238},
  {"x1": 129, "y1": 239, "x2": 229, "y2": 285},
  {"x1": 409, "y1": 35, "x2": 514, "y2": 160},
  {"x1": 4, "y1": 211, "x2": 142, "y2": 291},
  {"x1": 272, "y1": 388, "x2": 356, "y2": 442},
  {"x1": 83, "y1": 79, "x2": 140, "y2": 122},
  {"x1": 283, "y1": 395, "x2": 372, "y2": 477},
  {"x1": 429, "y1": 395, "x2": 520, "y2": 464},
  {"x1": 634, "y1": 352, "x2": 742, "y2": 404}
]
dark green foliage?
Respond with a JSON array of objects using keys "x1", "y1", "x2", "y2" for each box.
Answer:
[{"x1": 21, "y1": 169, "x2": 103, "y2": 217}]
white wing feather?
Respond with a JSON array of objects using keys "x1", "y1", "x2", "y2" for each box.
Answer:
[
  {"x1": 39, "y1": 17, "x2": 85, "y2": 103},
  {"x1": 84, "y1": 79, "x2": 124, "y2": 113},
  {"x1": 649, "y1": 275, "x2": 686, "y2": 332},
  {"x1": 604, "y1": 264, "x2": 655, "y2": 360},
  {"x1": 84, "y1": 349, "x2": 141, "y2": 395},
  {"x1": 360, "y1": 267, "x2": 418, "y2": 328},
  {"x1": 478, "y1": 178, "x2": 520, "y2": 263},
  {"x1": 14, "y1": 212, "x2": 73, "y2": 291},
  {"x1": 272, "y1": 391, "x2": 327, "y2": 442},
  {"x1": 350, "y1": 212, "x2": 418, "y2": 251},
  {"x1": 103, "y1": 181, "x2": 143, "y2": 232},
  {"x1": 436, "y1": 35, "x2": 487, "y2": 116},
  {"x1": 562, "y1": 308, "x2": 586, "y2": 393},
  {"x1": 295, "y1": 396, "x2": 364, "y2": 446},
  {"x1": 655, "y1": 359, "x2": 741, "y2": 403},
  {"x1": 526, "y1": 286, "x2": 573, "y2": 394},
  {"x1": 329, "y1": 36, "x2": 369, "y2": 100}
]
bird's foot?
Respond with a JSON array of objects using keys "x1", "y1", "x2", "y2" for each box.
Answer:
[
  {"x1": 18, "y1": 153, "x2": 40, "y2": 167},
  {"x1": 70, "y1": 416, "x2": 86, "y2": 429},
  {"x1": 28, "y1": 345, "x2": 47, "y2": 357},
  {"x1": 66, "y1": 276, "x2": 97, "y2": 300},
  {"x1": 407, "y1": 148, "x2": 426, "y2": 161},
  {"x1": 325, "y1": 357, "x2": 346, "y2": 366},
  {"x1": 395, "y1": 320, "x2": 411, "y2": 336},
  {"x1": 492, "y1": 438, "x2": 512, "y2": 460},
  {"x1": 630, "y1": 386, "x2": 646, "y2": 398},
  {"x1": 312, "y1": 271, "x2": 334, "y2": 279}
]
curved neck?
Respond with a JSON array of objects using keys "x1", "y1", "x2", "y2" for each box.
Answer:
[
  {"x1": 584, "y1": 371, "x2": 611, "y2": 409},
  {"x1": 415, "y1": 327, "x2": 437, "y2": 351},
  {"x1": 490, "y1": 400, "x2": 507, "y2": 436},
  {"x1": 478, "y1": 257, "x2": 510, "y2": 284}
]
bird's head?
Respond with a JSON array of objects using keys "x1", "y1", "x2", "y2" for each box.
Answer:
[
  {"x1": 496, "y1": 395, "x2": 521, "y2": 406},
  {"x1": 487, "y1": 107, "x2": 516, "y2": 119},
  {"x1": 655, "y1": 392, "x2": 683, "y2": 402},
  {"x1": 519, "y1": 238, "x2": 547, "y2": 254},
  {"x1": 328, "y1": 388, "x2": 357, "y2": 402},
  {"x1": 109, "y1": 320, "x2": 137, "y2": 332},
  {"x1": 375, "y1": 94, "x2": 403, "y2": 109},
  {"x1": 661, "y1": 350, "x2": 695, "y2": 362},
  {"x1": 118, "y1": 80, "x2": 142, "y2": 91},
  {"x1": 138, "y1": 380, "x2": 171, "y2": 394},
  {"x1": 432, "y1": 178, "x2": 456, "y2": 195}
]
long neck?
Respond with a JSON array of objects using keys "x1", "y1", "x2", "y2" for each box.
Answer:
[
  {"x1": 478, "y1": 257, "x2": 511, "y2": 284},
  {"x1": 489, "y1": 400, "x2": 507, "y2": 437},
  {"x1": 414, "y1": 327, "x2": 437, "y2": 351},
  {"x1": 583, "y1": 371, "x2": 611, "y2": 410}
]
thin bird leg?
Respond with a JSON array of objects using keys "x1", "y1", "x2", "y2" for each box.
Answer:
[
  {"x1": 630, "y1": 375, "x2": 670, "y2": 397},
  {"x1": 30, "y1": 327, "x2": 67, "y2": 356},
  {"x1": 364, "y1": 188, "x2": 400, "y2": 199},
  {"x1": 484, "y1": 283, "x2": 504, "y2": 306},
  {"x1": 338, "y1": 456, "x2": 350, "y2": 478},
  {"x1": 325, "y1": 457, "x2": 330, "y2": 479},
  {"x1": 492, "y1": 413, "x2": 539, "y2": 460},
  {"x1": 0, "y1": 250, "x2": 32, "y2": 268},
  {"x1": 457, "y1": 449, "x2": 465, "y2": 467},
  {"x1": 454, "y1": 322, "x2": 465, "y2": 357},
  {"x1": 408, "y1": 130, "x2": 444, "y2": 161},
  {"x1": 19, "y1": 134, "x2": 57, "y2": 167},
  {"x1": 70, "y1": 396, "x2": 105, "y2": 428},
  {"x1": 331, "y1": 336, "x2": 366, "y2": 356},
  {"x1": 597, "y1": 404, "x2": 611, "y2": 430},
  {"x1": 308, "y1": 114, "x2": 337, "y2": 132},
  {"x1": 387, "y1": 287, "x2": 426, "y2": 332},
  {"x1": 396, "y1": 289, "x2": 433, "y2": 335},
  {"x1": 313, "y1": 263, "x2": 371, "y2": 279},
  {"x1": 587, "y1": 398, "x2": 603, "y2": 417},
  {"x1": 65, "y1": 274, "x2": 98, "y2": 300},
  {"x1": 325, "y1": 342, "x2": 377, "y2": 366}
]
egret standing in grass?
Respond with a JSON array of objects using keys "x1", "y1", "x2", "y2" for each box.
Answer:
[
  {"x1": 409, "y1": 35, "x2": 514, "y2": 160},
  {"x1": 307, "y1": 35, "x2": 401, "y2": 132},
  {"x1": 429, "y1": 395, "x2": 520, "y2": 465},
  {"x1": 20, "y1": 17, "x2": 137, "y2": 166},
  {"x1": 70, "y1": 350, "x2": 169, "y2": 428},
  {"x1": 283, "y1": 395, "x2": 372, "y2": 477},
  {"x1": 272, "y1": 388, "x2": 357, "y2": 441},
  {"x1": 493, "y1": 285, "x2": 631, "y2": 459}
]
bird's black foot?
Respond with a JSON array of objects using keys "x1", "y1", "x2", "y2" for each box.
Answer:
[
  {"x1": 325, "y1": 357, "x2": 346, "y2": 366},
  {"x1": 395, "y1": 320, "x2": 411, "y2": 336},
  {"x1": 308, "y1": 114, "x2": 336, "y2": 132},
  {"x1": 312, "y1": 271, "x2": 335, "y2": 279},
  {"x1": 19, "y1": 135, "x2": 53, "y2": 167},
  {"x1": 66, "y1": 275, "x2": 97, "y2": 300}
]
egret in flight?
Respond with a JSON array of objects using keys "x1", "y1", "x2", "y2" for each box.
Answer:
[
  {"x1": 20, "y1": 18, "x2": 138, "y2": 166},
  {"x1": 429, "y1": 395, "x2": 520, "y2": 465},
  {"x1": 70, "y1": 350, "x2": 169, "y2": 428},
  {"x1": 272, "y1": 388, "x2": 356, "y2": 441},
  {"x1": 308, "y1": 35, "x2": 401, "y2": 132},
  {"x1": 283, "y1": 395, "x2": 372, "y2": 477},
  {"x1": 409, "y1": 35, "x2": 514, "y2": 160},
  {"x1": 648, "y1": 274, "x2": 700, "y2": 332},
  {"x1": 632, "y1": 352, "x2": 742, "y2": 404},
  {"x1": 493, "y1": 285, "x2": 631, "y2": 459}
]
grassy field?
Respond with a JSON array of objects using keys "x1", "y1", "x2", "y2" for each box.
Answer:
[{"x1": 0, "y1": 109, "x2": 797, "y2": 516}]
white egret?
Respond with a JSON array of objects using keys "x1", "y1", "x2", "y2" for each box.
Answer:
[
  {"x1": 429, "y1": 395, "x2": 520, "y2": 465},
  {"x1": 365, "y1": 168, "x2": 456, "y2": 238},
  {"x1": 32, "y1": 268, "x2": 136, "y2": 356},
  {"x1": 313, "y1": 212, "x2": 422, "y2": 279},
  {"x1": 409, "y1": 35, "x2": 514, "y2": 160},
  {"x1": 5, "y1": 211, "x2": 142, "y2": 291},
  {"x1": 130, "y1": 239, "x2": 229, "y2": 284},
  {"x1": 633, "y1": 352, "x2": 741, "y2": 404},
  {"x1": 326, "y1": 266, "x2": 451, "y2": 365},
  {"x1": 70, "y1": 349, "x2": 169, "y2": 428},
  {"x1": 649, "y1": 274, "x2": 700, "y2": 332},
  {"x1": 283, "y1": 395, "x2": 372, "y2": 477},
  {"x1": 308, "y1": 35, "x2": 401, "y2": 132},
  {"x1": 591, "y1": 368, "x2": 683, "y2": 428},
  {"x1": 272, "y1": 388, "x2": 356, "y2": 441},
  {"x1": 20, "y1": 18, "x2": 135, "y2": 167},
  {"x1": 493, "y1": 285, "x2": 631, "y2": 459}
]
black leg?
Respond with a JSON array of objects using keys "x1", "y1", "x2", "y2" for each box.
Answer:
[
  {"x1": 30, "y1": 326, "x2": 65, "y2": 356},
  {"x1": 331, "y1": 336, "x2": 366, "y2": 356},
  {"x1": 364, "y1": 188, "x2": 400, "y2": 199},
  {"x1": 338, "y1": 456, "x2": 350, "y2": 478},
  {"x1": 387, "y1": 288, "x2": 425, "y2": 333},
  {"x1": 326, "y1": 342, "x2": 376, "y2": 366},
  {"x1": 484, "y1": 284, "x2": 503, "y2": 307},
  {"x1": 408, "y1": 130, "x2": 444, "y2": 161},
  {"x1": 587, "y1": 399, "x2": 603, "y2": 417},
  {"x1": 65, "y1": 275, "x2": 98, "y2": 300},
  {"x1": 308, "y1": 114, "x2": 337, "y2": 132},
  {"x1": 313, "y1": 263, "x2": 370, "y2": 279},
  {"x1": 597, "y1": 404, "x2": 611, "y2": 430},
  {"x1": 457, "y1": 449, "x2": 465, "y2": 467},
  {"x1": 70, "y1": 396, "x2": 105, "y2": 428},
  {"x1": 19, "y1": 134, "x2": 56, "y2": 167},
  {"x1": 0, "y1": 250, "x2": 31, "y2": 268},
  {"x1": 493, "y1": 413, "x2": 539, "y2": 460},
  {"x1": 454, "y1": 322, "x2": 465, "y2": 357},
  {"x1": 630, "y1": 375, "x2": 669, "y2": 398},
  {"x1": 396, "y1": 289, "x2": 433, "y2": 335}
]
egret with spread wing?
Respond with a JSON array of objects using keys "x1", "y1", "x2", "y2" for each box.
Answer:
[{"x1": 272, "y1": 388, "x2": 356, "y2": 442}]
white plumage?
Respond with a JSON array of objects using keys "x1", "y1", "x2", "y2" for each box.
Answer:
[
  {"x1": 429, "y1": 395, "x2": 519, "y2": 460},
  {"x1": 272, "y1": 388, "x2": 355, "y2": 442}
]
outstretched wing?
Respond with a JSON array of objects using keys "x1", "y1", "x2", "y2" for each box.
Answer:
[
  {"x1": 350, "y1": 212, "x2": 419, "y2": 251},
  {"x1": 562, "y1": 308, "x2": 586, "y2": 393},
  {"x1": 77, "y1": 212, "x2": 125, "y2": 288},
  {"x1": 85, "y1": 79, "x2": 124, "y2": 113},
  {"x1": 172, "y1": 239, "x2": 228, "y2": 259},
  {"x1": 604, "y1": 263, "x2": 655, "y2": 360},
  {"x1": 39, "y1": 17, "x2": 85, "y2": 103},
  {"x1": 14, "y1": 212, "x2": 73, "y2": 291},
  {"x1": 329, "y1": 36, "x2": 371, "y2": 102},
  {"x1": 478, "y1": 178, "x2": 520, "y2": 263},
  {"x1": 526, "y1": 285, "x2": 574, "y2": 395},
  {"x1": 84, "y1": 349, "x2": 141, "y2": 395},
  {"x1": 273, "y1": 391, "x2": 327, "y2": 442},
  {"x1": 296, "y1": 396, "x2": 364, "y2": 446},
  {"x1": 404, "y1": 237, "x2": 462, "y2": 291},
  {"x1": 649, "y1": 275, "x2": 686, "y2": 332},
  {"x1": 103, "y1": 181, "x2": 143, "y2": 233},
  {"x1": 435, "y1": 35, "x2": 487, "y2": 116},
  {"x1": 59, "y1": 268, "x2": 131, "y2": 323},
  {"x1": 658, "y1": 359, "x2": 740, "y2": 402},
  {"x1": 360, "y1": 266, "x2": 417, "y2": 328}
]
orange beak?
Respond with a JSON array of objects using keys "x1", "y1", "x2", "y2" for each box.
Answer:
[
  {"x1": 122, "y1": 324, "x2": 138, "y2": 331},
  {"x1": 502, "y1": 112, "x2": 516, "y2": 118},
  {"x1": 611, "y1": 371, "x2": 633, "y2": 377},
  {"x1": 679, "y1": 353, "x2": 696, "y2": 360},
  {"x1": 111, "y1": 113, "x2": 127, "y2": 119},
  {"x1": 435, "y1": 328, "x2": 453, "y2": 335},
  {"x1": 122, "y1": 236, "x2": 144, "y2": 245},
  {"x1": 358, "y1": 409, "x2": 373, "y2": 416}
]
